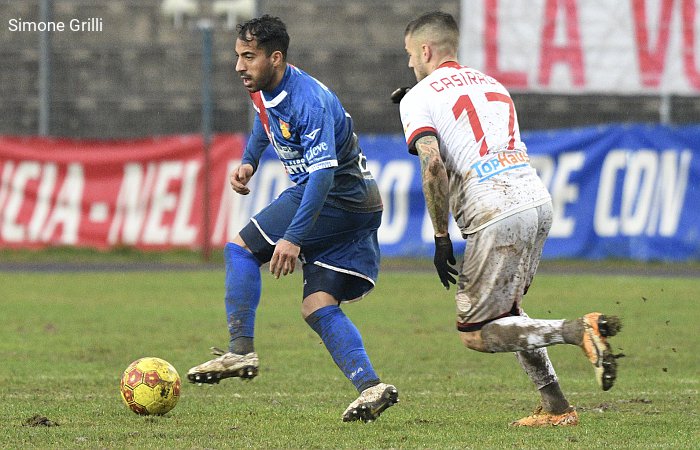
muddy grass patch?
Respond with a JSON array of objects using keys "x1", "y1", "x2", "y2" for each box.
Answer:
[{"x1": 23, "y1": 415, "x2": 58, "y2": 427}]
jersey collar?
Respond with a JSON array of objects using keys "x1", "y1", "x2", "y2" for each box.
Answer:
[
  {"x1": 438, "y1": 61, "x2": 461, "y2": 70},
  {"x1": 260, "y1": 64, "x2": 292, "y2": 108}
]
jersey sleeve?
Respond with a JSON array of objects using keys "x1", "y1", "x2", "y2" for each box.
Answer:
[
  {"x1": 283, "y1": 92, "x2": 338, "y2": 244},
  {"x1": 300, "y1": 105, "x2": 338, "y2": 172},
  {"x1": 242, "y1": 115, "x2": 270, "y2": 172},
  {"x1": 399, "y1": 90, "x2": 438, "y2": 155},
  {"x1": 283, "y1": 167, "x2": 333, "y2": 245}
]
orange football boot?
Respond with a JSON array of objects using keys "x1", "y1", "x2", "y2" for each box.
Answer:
[
  {"x1": 510, "y1": 405, "x2": 579, "y2": 427},
  {"x1": 581, "y1": 312, "x2": 622, "y2": 391}
]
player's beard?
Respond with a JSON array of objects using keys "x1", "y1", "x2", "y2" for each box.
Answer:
[
  {"x1": 413, "y1": 62, "x2": 429, "y2": 82},
  {"x1": 241, "y1": 64, "x2": 277, "y2": 93}
]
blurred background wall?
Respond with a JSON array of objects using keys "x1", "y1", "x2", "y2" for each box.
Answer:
[
  {"x1": 1, "y1": 1, "x2": 698, "y2": 259},
  {"x1": 2, "y1": 0, "x2": 698, "y2": 139}
]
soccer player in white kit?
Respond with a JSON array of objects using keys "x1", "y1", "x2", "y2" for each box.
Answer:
[{"x1": 397, "y1": 11, "x2": 623, "y2": 426}]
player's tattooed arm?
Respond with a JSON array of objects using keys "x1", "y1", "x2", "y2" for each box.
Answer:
[{"x1": 415, "y1": 135, "x2": 450, "y2": 237}]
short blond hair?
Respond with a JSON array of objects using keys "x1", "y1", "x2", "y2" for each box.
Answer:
[{"x1": 405, "y1": 11, "x2": 459, "y2": 55}]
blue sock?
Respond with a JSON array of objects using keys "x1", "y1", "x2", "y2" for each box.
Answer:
[
  {"x1": 224, "y1": 242, "x2": 261, "y2": 354},
  {"x1": 305, "y1": 304, "x2": 380, "y2": 393}
]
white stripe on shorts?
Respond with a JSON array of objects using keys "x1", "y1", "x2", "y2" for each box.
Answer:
[{"x1": 250, "y1": 217, "x2": 277, "y2": 245}]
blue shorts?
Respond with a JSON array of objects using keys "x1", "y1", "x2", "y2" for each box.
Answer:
[{"x1": 239, "y1": 185, "x2": 381, "y2": 302}]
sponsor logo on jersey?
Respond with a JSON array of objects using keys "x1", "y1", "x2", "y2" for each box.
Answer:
[
  {"x1": 305, "y1": 141, "x2": 329, "y2": 161},
  {"x1": 470, "y1": 150, "x2": 530, "y2": 182},
  {"x1": 305, "y1": 128, "x2": 321, "y2": 140},
  {"x1": 280, "y1": 120, "x2": 291, "y2": 139},
  {"x1": 270, "y1": 138, "x2": 299, "y2": 160},
  {"x1": 283, "y1": 158, "x2": 308, "y2": 175}
]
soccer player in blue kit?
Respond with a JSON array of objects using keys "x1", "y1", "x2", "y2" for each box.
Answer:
[{"x1": 187, "y1": 15, "x2": 398, "y2": 423}]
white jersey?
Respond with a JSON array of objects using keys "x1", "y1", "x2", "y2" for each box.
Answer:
[{"x1": 400, "y1": 61, "x2": 551, "y2": 235}]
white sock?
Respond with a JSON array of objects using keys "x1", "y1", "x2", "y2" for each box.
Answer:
[
  {"x1": 480, "y1": 316, "x2": 565, "y2": 353},
  {"x1": 515, "y1": 347, "x2": 558, "y2": 390}
]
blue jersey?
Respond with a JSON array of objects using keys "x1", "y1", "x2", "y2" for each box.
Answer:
[{"x1": 242, "y1": 64, "x2": 382, "y2": 245}]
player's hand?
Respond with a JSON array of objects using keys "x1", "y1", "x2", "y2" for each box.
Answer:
[
  {"x1": 434, "y1": 235, "x2": 458, "y2": 289},
  {"x1": 230, "y1": 164, "x2": 254, "y2": 195},
  {"x1": 270, "y1": 239, "x2": 300, "y2": 279},
  {"x1": 390, "y1": 86, "x2": 411, "y2": 104}
]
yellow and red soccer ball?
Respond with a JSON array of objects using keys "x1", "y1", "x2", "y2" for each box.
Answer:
[{"x1": 119, "y1": 357, "x2": 181, "y2": 415}]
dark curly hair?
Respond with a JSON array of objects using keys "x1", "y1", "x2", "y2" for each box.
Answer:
[{"x1": 237, "y1": 14, "x2": 289, "y2": 59}]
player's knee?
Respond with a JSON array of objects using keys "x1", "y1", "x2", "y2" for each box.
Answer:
[
  {"x1": 300, "y1": 304, "x2": 313, "y2": 320},
  {"x1": 301, "y1": 291, "x2": 338, "y2": 320},
  {"x1": 231, "y1": 234, "x2": 251, "y2": 251},
  {"x1": 459, "y1": 330, "x2": 489, "y2": 352},
  {"x1": 300, "y1": 301, "x2": 314, "y2": 320}
]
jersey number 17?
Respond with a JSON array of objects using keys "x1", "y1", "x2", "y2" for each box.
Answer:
[{"x1": 452, "y1": 92, "x2": 516, "y2": 156}]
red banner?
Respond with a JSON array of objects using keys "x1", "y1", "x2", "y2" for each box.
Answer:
[
  {"x1": 0, "y1": 134, "x2": 250, "y2": 250},
  {"x1": 461, "y1": 0, "x2": 700, "y2": 93}
]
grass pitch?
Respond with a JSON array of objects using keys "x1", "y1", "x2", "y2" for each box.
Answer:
[{"x1": 0, "y1": 268, "x2": 698, "y2": 448}]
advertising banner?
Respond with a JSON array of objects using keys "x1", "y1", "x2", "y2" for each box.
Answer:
[
  {"x1": 0, "y1": 125, "x2": 698, "y2": 261},
  {"x1": 360, "y1": 126, "x2": 699, "y2": 261},
  {"x1": 0, "y1": 135, "x2": 245, "y2": 250},
  {"x1": 459, "y1": 0, "x2": 700, "y2": 93}
]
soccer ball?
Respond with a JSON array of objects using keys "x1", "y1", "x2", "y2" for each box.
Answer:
[{"x1": 119, "y1": 357, "x2": 181, "y2": 415}]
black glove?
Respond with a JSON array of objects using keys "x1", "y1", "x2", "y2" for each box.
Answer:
[
  {"x1": 390, "y1": 87, "x2": 411, "y2": 104},
  {"x1": 434, "y1": 235, "x2": 458, "y2": 289}
]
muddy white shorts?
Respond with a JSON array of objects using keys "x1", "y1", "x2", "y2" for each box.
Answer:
[{"x1": 455, "y1": 202, "x2": 553, "y2": 332}]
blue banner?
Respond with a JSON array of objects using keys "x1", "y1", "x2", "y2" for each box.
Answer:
[{"x1": 253, "y1": 124, "x2": 699, "y2": 261}]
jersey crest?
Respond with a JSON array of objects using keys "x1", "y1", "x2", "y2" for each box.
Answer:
[{"x1": 280, "y1": 119, "x2": 291, "y2": 139}]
